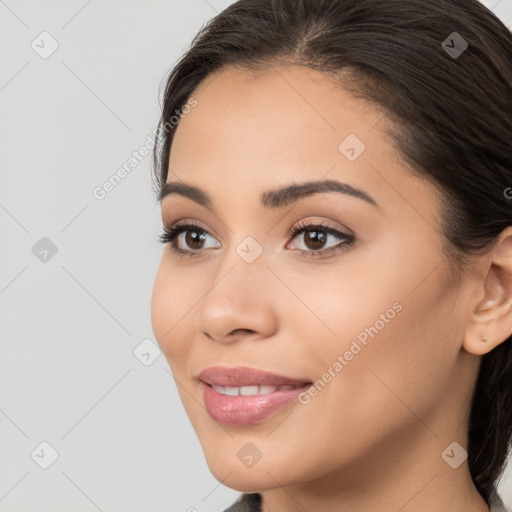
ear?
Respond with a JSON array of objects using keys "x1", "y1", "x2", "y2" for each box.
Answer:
[{"x1": 463, "y1": 226, "x2": 512, "y2": 356}]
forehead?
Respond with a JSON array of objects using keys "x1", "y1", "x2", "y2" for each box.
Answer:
[
  {"x1": 173, "y1": 66, "x2": 386, "y2": 156},
  {"x1": 170, "y1": 66, "x2": 388, "y2": 174},
  {"x1": 166, "y1": 65, "x2": 439, "y2": 224}
]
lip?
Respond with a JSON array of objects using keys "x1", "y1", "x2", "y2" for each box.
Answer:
[
  {"x1": 198, "y1": 366, "x2": 311, "y2": 387},
  {"x1": 198, "y1": 366, "x2": 312, "y2": 426}
]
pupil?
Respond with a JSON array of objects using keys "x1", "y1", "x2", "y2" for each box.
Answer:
[
  {"x1": 186, "y1": 230, "x2": 205, "y2": 249},
  {"x1": 305, "y1": 230, "x2": 326, "y2": 250}
]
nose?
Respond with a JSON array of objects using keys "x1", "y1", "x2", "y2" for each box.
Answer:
[{"x1": 194, "y1": 254, "x2": 279, "y2": 345}]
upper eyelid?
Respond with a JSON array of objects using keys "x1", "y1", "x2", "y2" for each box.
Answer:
[
  {"x1": 169, "y1": 219, "x2": 218, "y2": 237},
  {"x1": 288, "y1": 219, "x2": 352, "y2": 235}
]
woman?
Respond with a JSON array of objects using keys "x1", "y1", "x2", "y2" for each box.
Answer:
[{"x1": 150, "y1": 0, "x2": 512, "y2": 510}]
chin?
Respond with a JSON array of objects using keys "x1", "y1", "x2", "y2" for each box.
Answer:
[
  {"x1": 208, "y1": 465, "x2": 277, "y2": 493},
  {"x1": 203, "y1": 443, "x2": 308, "y2": 493}
]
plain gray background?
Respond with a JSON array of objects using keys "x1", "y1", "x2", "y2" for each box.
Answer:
[{"x1": 1, "y1": 1, "x2": 511, "y2": 511}]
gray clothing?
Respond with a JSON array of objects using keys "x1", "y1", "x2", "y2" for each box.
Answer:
[{"x1": 223, "y1": 491, "x2": 512, "y2": 511}]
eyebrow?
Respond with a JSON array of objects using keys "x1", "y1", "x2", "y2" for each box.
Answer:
[{"x1": 159, "y1": 178, "x2": 379, "y2": 210}]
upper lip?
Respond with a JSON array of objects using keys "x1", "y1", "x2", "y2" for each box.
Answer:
[{"x1": 198, "y1": 366, "x2": 311, "y2": 387}]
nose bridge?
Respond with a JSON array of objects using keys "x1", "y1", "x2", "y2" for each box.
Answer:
[
  {"x1": 194, "y1": 232, "x2": 277, "y2": 342},
  {"x1": 210, "y1": 231, "x2": 270, "y2": 304}
]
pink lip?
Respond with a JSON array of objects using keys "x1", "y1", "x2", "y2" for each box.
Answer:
[{"x1": 198, "y1": 366, "x2": 312, "y2": 426}]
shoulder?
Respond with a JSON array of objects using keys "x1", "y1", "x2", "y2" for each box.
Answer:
[
  {"x1": 222, "y1": 493, "x2": 262, "y2": 512},
  {"x1": 490, "y1": 491, "x2": 512, "y2": 512}
]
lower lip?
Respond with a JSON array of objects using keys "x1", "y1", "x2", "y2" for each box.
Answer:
[{"x1": 201, "y1": 381, "x2": 311, "y2": 426}]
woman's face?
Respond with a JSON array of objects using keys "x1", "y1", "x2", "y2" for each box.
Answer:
[{"x1": 151, "y1": 65, "x2": 481, "y2": 491}]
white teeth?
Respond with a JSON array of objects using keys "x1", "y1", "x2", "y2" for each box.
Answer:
[
  {"x1": 239, "y1": 386, "x2": 259, "y2": 396},
  {"x1": 211, "y1": 384, "x2": 300, "y2": 396},
  {"x1": 259, "y1": 385, "x2": 278, "y2": 394}
]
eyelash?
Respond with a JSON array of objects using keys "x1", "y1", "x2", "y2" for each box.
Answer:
[{"x1": 158, "y1": 220, "x2": 355, "y2": 260}]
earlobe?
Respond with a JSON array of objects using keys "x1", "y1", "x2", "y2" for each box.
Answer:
[{"x1": 462, "y1": 226, "x2": 512, "y2": 356}]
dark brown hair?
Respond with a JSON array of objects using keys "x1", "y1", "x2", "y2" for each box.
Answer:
[{"x1": 152, "y1": 0, "x2": 512, "y2": 503}]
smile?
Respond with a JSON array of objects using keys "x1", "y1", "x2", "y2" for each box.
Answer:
[{"x1": 211, "y1": 384, "x2": 301, "y2": 395}]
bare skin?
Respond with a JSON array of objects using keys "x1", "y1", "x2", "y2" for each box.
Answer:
[{"x1": 151, "y1": 64, "x2": 512, "y2": 512}]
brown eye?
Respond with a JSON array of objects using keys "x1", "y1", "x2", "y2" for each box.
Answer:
[
  {"x1": 287, "y1": 221, "x2": 355, "y2": 257},
  {"x1": 302, "y1": 229, "x2": 327, "y2": 250},
  {"x1": 159, "y1": 222, "x2": 221, "y2": 257},
  {"x1": 185, "y1": 230, "x2": 207, "y2": 250}
]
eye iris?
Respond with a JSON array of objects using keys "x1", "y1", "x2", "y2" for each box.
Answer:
[
  {"x1": 304, "y1": 230, "x2": 326, "y2": 250},
  {"x1": 186, "y1": 230, "x2": 206, "y2": 249}
]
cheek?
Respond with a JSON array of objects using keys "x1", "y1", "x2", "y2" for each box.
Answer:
[
  {"x1": 150, "y1": 261, "x2": 195, "y2": 366},
  {"x1": 270, "y1": 253, "x2": 407, "y2": 362},
  {"x1": 284, "y1": 248, "x2": 460, "y2": 443},
  {"x1": 301, "y1": 263, "x2": 461, "y2": 450}
]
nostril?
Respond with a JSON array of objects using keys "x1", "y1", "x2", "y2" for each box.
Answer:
[{"x1": 230, "y1": 328, "x2": 255, "y2": 336}]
